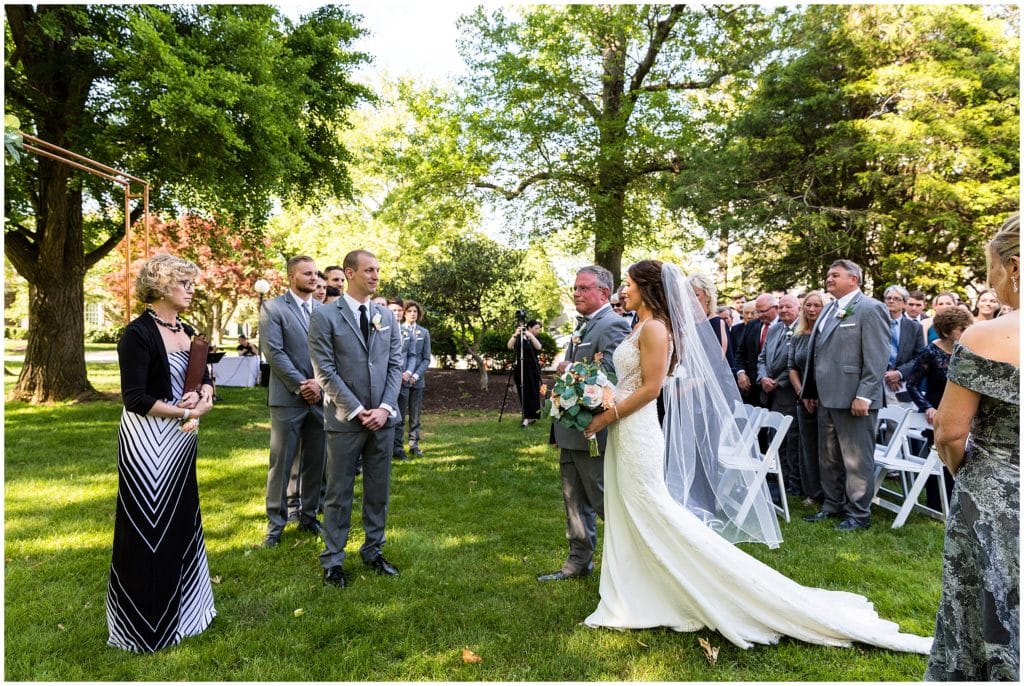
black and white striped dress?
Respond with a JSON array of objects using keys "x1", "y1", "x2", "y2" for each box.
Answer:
[{"x1": 107, "y1": 350, "x2": 216, "y2": 653}]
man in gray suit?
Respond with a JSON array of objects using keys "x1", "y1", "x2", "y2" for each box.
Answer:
[
  {"x1": 308, "y1": 250, "x2": 403, "y2": 588},
  {"x1": 260, "y1": 255, "x2": 326, "y2": 548},
  {"x1": 881, "y1": 284, "x2": 926, "y2": 409},
  {"x1": 756, "y1": 293, "x2": 802, "y2": 495},
  {"x1": 800, "y1": 259, "x2": 890, "y2": 530},
  {"x1": 537, "y1": 265, "x2": 631, "y2": 582}
]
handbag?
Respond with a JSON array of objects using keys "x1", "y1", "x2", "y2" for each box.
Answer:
[{"x1": 183, "y1": 337, "x2": 210, "y2": 394}]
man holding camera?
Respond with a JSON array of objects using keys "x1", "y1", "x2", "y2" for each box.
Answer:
[{"x1": 537, "y1": 265, "x2": 631, "y2": 582}]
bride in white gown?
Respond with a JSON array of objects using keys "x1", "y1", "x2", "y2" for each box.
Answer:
[{"x1": 581, "y1": 259, "x2": 931, "y2": 654}]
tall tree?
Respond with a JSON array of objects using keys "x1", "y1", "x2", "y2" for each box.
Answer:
[
  {"x1": 385, "y1": 5, "x2": 779, "y2": 284},
  {"x1": 4, "y1": 4, "x2": 369, "y2": 401},
  {"x1": 671, "y1": 5, "x2": 1019, "y2": 294}
]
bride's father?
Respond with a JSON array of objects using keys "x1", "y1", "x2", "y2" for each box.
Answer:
[
  {"x1": 308, "y1": 250, "x2": 403, "y2": 588},
  {"x1": 538, "y1": 265, "x2": 631, "y2": 582}
]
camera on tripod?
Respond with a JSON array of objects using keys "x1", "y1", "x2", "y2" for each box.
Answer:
[{"x1": 515, "y1": 308, "x2": 528, "y2": 325}]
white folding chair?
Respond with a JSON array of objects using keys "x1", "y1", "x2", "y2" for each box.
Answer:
[
  {"x1": 718, "y1": 409, "x2": 792, "y2": 523},
  {"x1": 871, "y1": 407, "x2": 948, "y2": 527}
]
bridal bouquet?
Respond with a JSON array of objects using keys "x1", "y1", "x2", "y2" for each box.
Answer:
[{"x1": 542, "y1": 353, "x2": 617, "y2": 456}]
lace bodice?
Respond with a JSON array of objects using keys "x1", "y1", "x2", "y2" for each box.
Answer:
[{"x1": 611, "y1": 323, "x2": 672, "y2": 401}]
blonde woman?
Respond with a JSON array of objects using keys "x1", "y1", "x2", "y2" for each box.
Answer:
[
  {"x1": 927, "y1": 214, "x2": 1020, "y2": 681},
  {"x1": 787, "y1": 290, "x2": 827, "y2": 506},
  {"x1": 107, "y1": 254, "x2": 216, "y2": 653}
]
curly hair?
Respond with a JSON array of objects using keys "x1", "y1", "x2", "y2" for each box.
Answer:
[
  {"x1": 134, "y1": 253, "x2": 199, "y2": 304},
  {"x1": 932, "y1": 307, "x2": 974, "y2": 340}
]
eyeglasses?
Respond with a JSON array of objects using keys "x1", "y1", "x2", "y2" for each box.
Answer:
[{"x1": 178, "y1": 280, "x2": 195, "y2": 291}]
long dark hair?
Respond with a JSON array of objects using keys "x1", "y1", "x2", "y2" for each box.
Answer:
[{"x1": 627, "y1": 259, "x2": 677, "y2": 368}]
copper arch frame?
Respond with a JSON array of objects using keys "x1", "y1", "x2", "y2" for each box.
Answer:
[{"x1": 18, "y1": 132, "x2": 150, "y2": 322}]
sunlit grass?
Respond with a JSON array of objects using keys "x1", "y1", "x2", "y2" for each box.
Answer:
[{"x1": 4, "y1": 366, "x2": 944, "y2": 680}]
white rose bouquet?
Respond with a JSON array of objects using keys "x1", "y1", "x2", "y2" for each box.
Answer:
[{"x1": 542, "y1": 353, "x2": 617, "y2": 456}]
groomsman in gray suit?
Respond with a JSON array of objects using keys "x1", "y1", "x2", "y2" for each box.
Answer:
[
  {"x1": 538, "y1": 265, "x2": 631, "y2": 582},
  {"x1": 260, "y1": 255, "x2": 326, "y2": 548},
  {"x1": 308, "y1": 250, "x2": 403, "y2": 588},
  {"x1": 800, "y1": 259, "x2": 890, "y2": 530}
]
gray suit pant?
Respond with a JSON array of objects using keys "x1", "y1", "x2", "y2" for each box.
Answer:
[
  {"x1": 266, "y1": 405, "x2": 325, "y2": 535},
  {"x1": 320, "y1": 427, "x2": 394, "y2": 570},
  {"x1": 817, "y1": 406, "x2": 877, "y2": 523},
  {"x1": 559, "y1": 448, "x2": 604, "y2": 574},
  {"x1": 796, "y1": 403, "x2": 823, "y2": 501},
  {"x1": 393, "y1": 385, "x2": 424, "y2": 453}
]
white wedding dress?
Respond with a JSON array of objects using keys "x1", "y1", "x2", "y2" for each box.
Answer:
[{"x1": 583, "y1": 329, "x2": 932, "y2": 654}]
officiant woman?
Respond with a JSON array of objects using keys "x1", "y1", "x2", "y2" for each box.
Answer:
[{"x1": 106, "y1": 253, "x2": 217, "y2": 653}]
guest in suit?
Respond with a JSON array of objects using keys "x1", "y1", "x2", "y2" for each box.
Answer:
[
  {"x1": 324, "y1": 265, "x2": 345, "y2": 292},
  {"x1": 396, "y1": 300, "x2": 431, "y2": 457},
  {"x1": 308, "y1": 250, "x2": 403, "y2": 588},
  {"x1": 906, "y1": 290, "x2": 927, "y2": 323},
  {"x1": 788, "y1": 290, "x2": 828, "y2": 505},
  {"x1": 259, "y1": 255, "x2": 326, "y2": 548},
  {"x1": 800, "y1": 259, "x2": 890, "y2": 531},
  {"x1": 537, "y1": 265, "x2": 631, "y2": 582},
  {"x1": 313, "y1": 272, "x2": 327, "y2": 304},
  {"x1": 735, "y1": 293, "x2": 777, "y2": 406},
  {"x1": 756, "y1": 293, "x2": 802, "y2": 495},
  {"x1": 882, "y1": 285, "x2": 926, "y2": 409}
]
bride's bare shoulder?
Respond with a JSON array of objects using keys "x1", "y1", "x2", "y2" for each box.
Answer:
[{"x1": 638, "y1": 318, "x2": 669, "y2": 341}]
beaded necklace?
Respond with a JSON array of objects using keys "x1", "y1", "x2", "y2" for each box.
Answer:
[{"x1": 146, "y1": 306, "x2": 184, "y2": 334}]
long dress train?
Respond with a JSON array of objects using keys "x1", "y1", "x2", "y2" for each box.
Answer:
[{"x1": 584, "y1": 331, "x2": 931, "y2": 654}]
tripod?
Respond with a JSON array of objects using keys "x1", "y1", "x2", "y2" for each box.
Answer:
[{"x1": 498, "y1": 324, "x2": 528, "y2": 424}]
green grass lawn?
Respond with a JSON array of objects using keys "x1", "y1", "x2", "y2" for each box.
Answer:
[{"x1": 4, "y1": 363, "x2": 943, "y2": 680}]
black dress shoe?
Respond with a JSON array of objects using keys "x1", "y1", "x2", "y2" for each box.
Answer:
[
  {"x1": 323, "y1": 566, "x2": 347, "y2": 588},
  {"x1": 802, "y1": 510, "x2": 841, "y2": 523},
  {"x1": 393, "y1": 451, "x2": 409, "y2": 461},
  {"x1": 410, "y1": 445, "x2": 424, "y2": 457},
  {"x1": 298, "y1": 515, "x2": 324, "y2": 536},
  {"x1": 365, "y1": 554, "x2": 399, "y2": 576},
  {"x1": 835, "y1": 518, "x2": 871, "y2": 531},
  {"x1": 536, "y1": 567, "x2": 592, "y2": 582},
  {"x1": 262, "y1": 533, "x2": 280, "y2": 548},
  {"x1": 286, "y1": 511, "x2": 300, "y2": 524}
]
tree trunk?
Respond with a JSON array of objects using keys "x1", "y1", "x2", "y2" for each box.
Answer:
[
  {"x1": 10, "y1": 162, "x2": 97, "y2": 402},
  {"x1": 593, "y1": 17, "x2": 628, "y2": 286},
  {"x1": 464, "y1": 342, "x2": 489, "y2": 391}
]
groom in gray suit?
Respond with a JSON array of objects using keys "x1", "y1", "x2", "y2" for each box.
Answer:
[
  {"x1": 308, "y1": 250, "x2": 404, "y2": 588},
  {"x1": 538, "y1": 265, "x2": 631, "y2": 581},
  {"x1": 260, "y1": 255, "x2": 327, "y2": 548},
  {"x1": 800, "y1": 259, "x2": 890, "y2": 530}
]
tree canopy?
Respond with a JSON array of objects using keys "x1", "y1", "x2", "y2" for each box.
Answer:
[
  {"x1": 669, "y1": 4, "x2": 1019, "y2": 295},
  {"x1": 4, "y1": 4, "x2": 369, "y2": 401}
]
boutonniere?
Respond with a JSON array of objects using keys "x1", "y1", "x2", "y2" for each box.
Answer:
[
  {"x1": 571, "y1": 321, "x2": 587, "y2": 346},
  {"x1": 835, "y1": 303, "x2": 856, "y2": 320},
  {"x1": 371, "y1": 313, "x2": 383, "y2": 331}
]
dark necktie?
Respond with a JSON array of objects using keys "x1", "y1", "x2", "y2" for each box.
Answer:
[
  {"x1": 575, "y1": 315, "x2": 587, "y2": 329},
  {"x1": 359, "y1": 304, "x2": 370, "y2": 343}
]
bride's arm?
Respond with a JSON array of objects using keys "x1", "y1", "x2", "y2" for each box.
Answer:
[{"x1": 585, "y1": 319, "x2": 669, "y2": 435}]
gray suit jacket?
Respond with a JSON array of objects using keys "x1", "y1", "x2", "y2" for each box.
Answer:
[
  {"x1": 401, "y1": 324, "x2": 431, "y2": 389},
  {"x1": 801, "y1": 291, "x2": 890, "y2": 410},
  {"x1": 756, "y1": 320, "x2": 795, "y2": 405},
  {"x1": 553, "y1": 305, "x2": 632, "y2": 452},
  {"x1": 261, "y1": 293, "x2": 320, "y2": 408},
  {"x1": 308, "y1": 299, "x2": 403, "y2": 432}
]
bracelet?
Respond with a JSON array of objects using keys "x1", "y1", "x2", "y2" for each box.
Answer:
[
  {"x1": 613, "y1": 404, "x2": 620, "y2": 421},
  {"x1": 181, "y1": 408, "x2": 191, "y2": 422}
]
